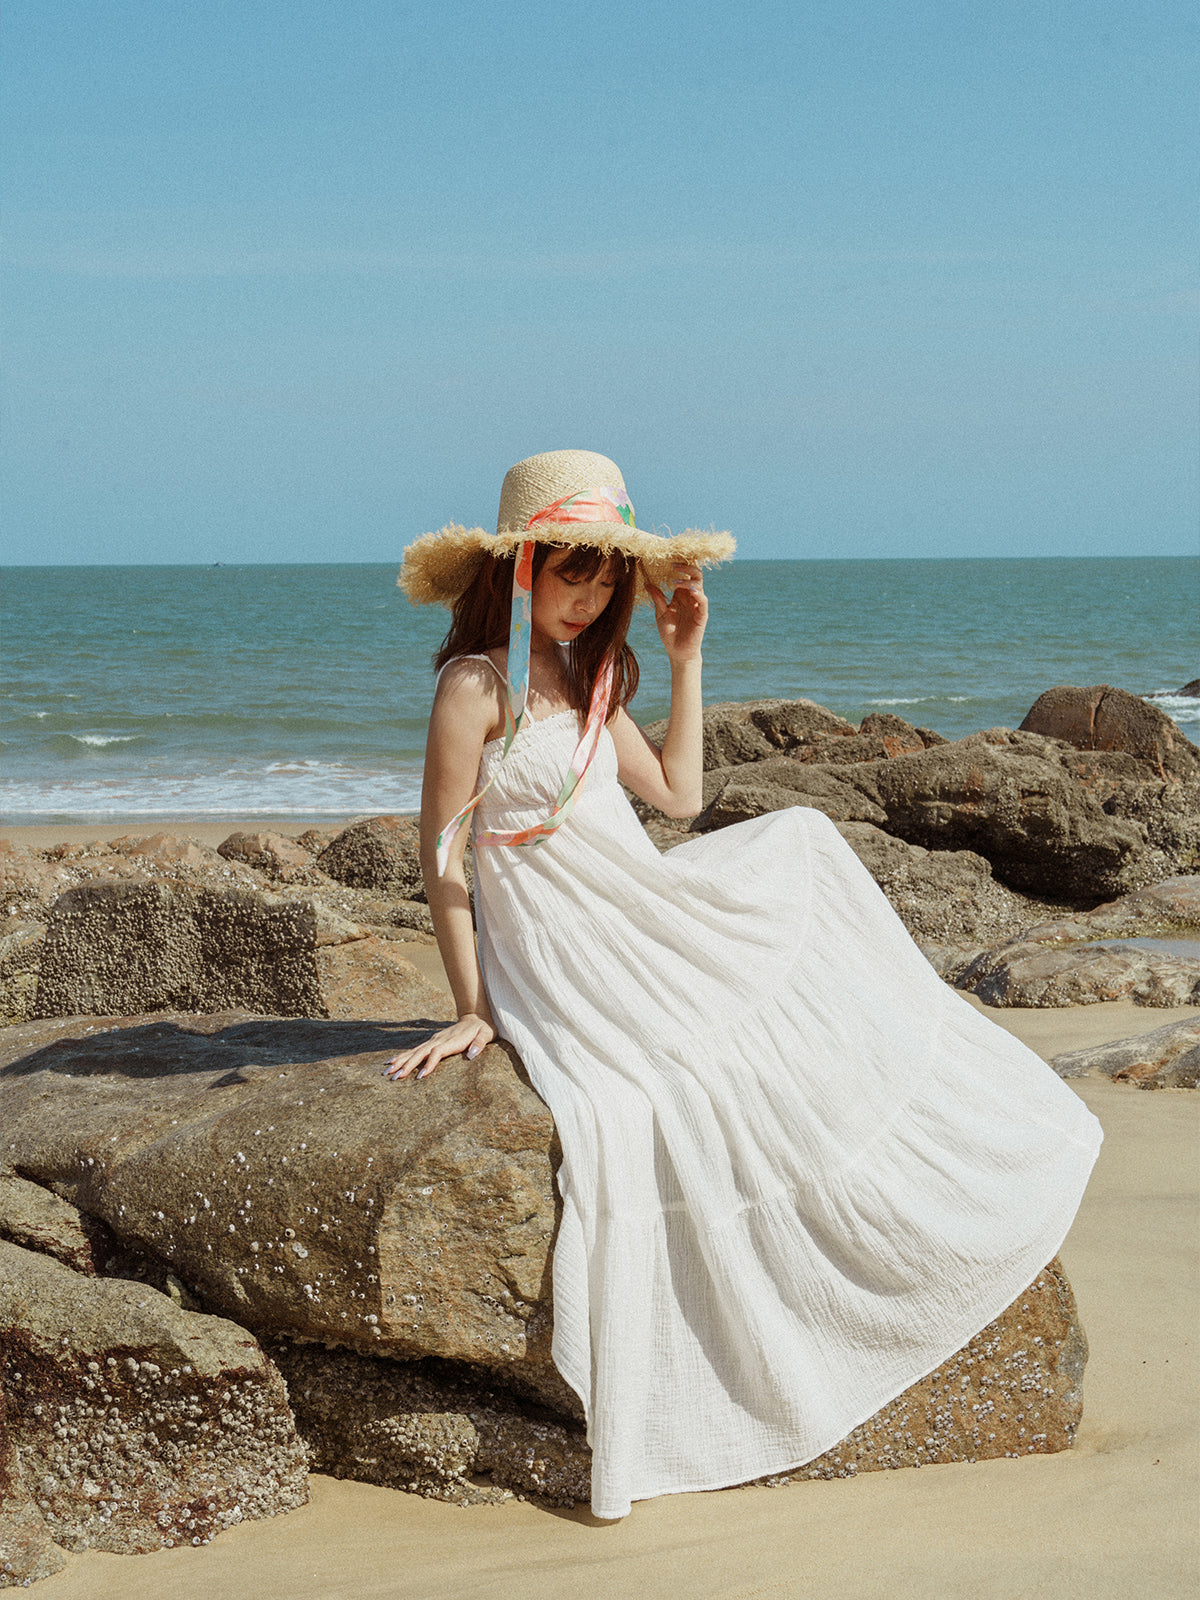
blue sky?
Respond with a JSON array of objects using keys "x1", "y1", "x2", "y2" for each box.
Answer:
[{"x1": 3, "y1": 0, "x2": 1195, "y2": 563}]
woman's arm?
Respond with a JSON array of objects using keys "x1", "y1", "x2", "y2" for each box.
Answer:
[
  {"x1": 612, "y1": 563, "x2": 707, "y2": 818},
  {"x1": 384, "y1": 660, "x2": 501, "y2": 1081}
]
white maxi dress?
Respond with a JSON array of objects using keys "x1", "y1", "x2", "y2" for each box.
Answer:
[{"x1": 468, "y1": 689, "x2": 1103, "y2": 1520}]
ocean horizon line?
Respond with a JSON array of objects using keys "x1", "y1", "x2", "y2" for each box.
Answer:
[{"x1": 2, "y1": 552, "x2": 1195, "y2": 572}]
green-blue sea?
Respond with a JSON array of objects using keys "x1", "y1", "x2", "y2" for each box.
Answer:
[{"x1": 3, "y1": 559, "x2": 1196, "y2": 824}]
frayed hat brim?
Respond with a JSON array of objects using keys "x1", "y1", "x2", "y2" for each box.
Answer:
[{"x1": 398, "y1": 523, "x2": 736, "y2": 607}]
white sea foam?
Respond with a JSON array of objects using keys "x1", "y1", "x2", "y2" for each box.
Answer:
[
  {"x1": 0, "y1": 759, "x2": 424, "y2": 823},
  {"x1": 1146, "y1": 691, "x2": 1200, "y2": 726},
  {"x1": 69, "y1": 733, "x2": 142, "y2": 747},
  {"x1": 865, "y1": 695, "x2": 970, "y2": 707}
]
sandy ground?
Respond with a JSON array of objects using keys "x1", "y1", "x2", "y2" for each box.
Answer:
[{"x1": 8, "y1": 822, "x2": 1198, "y2": 1597}]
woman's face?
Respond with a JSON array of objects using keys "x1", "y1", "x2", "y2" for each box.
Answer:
[{"x1": 530, "y1": 547, "x2": 618, "y2": 647}]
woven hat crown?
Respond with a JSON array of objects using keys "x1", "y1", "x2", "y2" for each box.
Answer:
[
  {"x1": 496, "y1": 449, "x2": 627, "y2": 534},
  {"x1": 398, "y1": 447, "x2": 735, "y2": 607}
]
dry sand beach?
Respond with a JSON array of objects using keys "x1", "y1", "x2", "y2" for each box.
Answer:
[{"x1": 4, "y1": 815, "x2": 1196, "y2": 1599}]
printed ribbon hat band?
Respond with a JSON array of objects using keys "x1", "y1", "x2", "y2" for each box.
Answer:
[{"x1": 434, "y1": 487, "x2": 634, "y2": 877}]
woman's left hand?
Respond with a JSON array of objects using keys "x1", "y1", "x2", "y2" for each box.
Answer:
[{"x1": 646, "y1": 563, "x2": 708, "y2": 663}]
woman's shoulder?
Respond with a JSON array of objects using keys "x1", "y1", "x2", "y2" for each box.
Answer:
[
  {"x1": 432, "y1": 654, "x2": 507, "y2": 733},
  {"x1": 428, "y1": 654, "x2": 507, "y2": 750},
  {"x1": 436, "y1": 651, "x2": 506, "y2": 691}
]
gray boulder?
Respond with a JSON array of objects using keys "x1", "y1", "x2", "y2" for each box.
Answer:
[
  {"x1": 953, "y1": 875, "x2": 1200, "y2": 1010},
  {"x1": 317, "y1": 816, "x2": 474, "y2": 907},
  {"x1": 698, "y1": 733, "x2": 1146, "y2": 901},
  {"x1": 643, "y1": 698, "x2": 859, "y2": 771},
  {"x1": 864, "y1": 733, "x2": 1146, "y2": 900},
  {"x1": 665, "y1": 690, "x2": 1199, "y2": 901},
  {"x1": 695, "y1": 759, "x2": 886, "y2": 831},
  {"x1": 0, "y1": 1239, "x2": 308, "y2": 1557},
  {"x1": 956, "y1": 939, "x2": 1200, "y2": 1009},
  {"x1": 1050, "y1": 1018, "x2": 1200, "y2": 1089},
  {"x1": 1098, "y1": 780, "x2": 1200, "y2": 885},
  {"x1": 1083, "y1": 875, "x2": 1200, "y2": 932}
]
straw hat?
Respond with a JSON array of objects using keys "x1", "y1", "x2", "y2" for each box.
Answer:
[{"x1": 399, "y1": 449, "x2": 735, "y2": 605}]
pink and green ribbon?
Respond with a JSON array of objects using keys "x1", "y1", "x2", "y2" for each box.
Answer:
[
  {"x1": 526, "y1": 485, "x2": 635, "y2": 529},
  {"x1": 433, "y1": 487, "x2": 632, "y2": 876}
]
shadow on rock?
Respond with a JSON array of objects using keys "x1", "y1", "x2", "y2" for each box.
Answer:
[{"x1": 0, "y1": 1013, "x2": 453, "y2": 1081}]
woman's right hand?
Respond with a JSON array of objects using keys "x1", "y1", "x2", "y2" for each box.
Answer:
[{"x1": 382, "y1": 1013, "x2": 496, "y2": 1082}]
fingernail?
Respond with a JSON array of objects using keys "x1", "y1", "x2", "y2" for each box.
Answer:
[{"x1": 466, "y1": 1044, "x2": 480, "y2": 1060}]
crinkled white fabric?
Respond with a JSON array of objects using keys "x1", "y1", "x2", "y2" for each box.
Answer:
[{"x1": 469, "y1": 706, "x2": 1103, "y2": 1521}]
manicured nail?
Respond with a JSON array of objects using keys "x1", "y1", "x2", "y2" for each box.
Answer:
[{"x1": 466, "y1": 1044, "x2": 480, "y2": 1060}]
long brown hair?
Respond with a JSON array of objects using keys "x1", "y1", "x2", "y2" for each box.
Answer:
[{"x1": 435, "y1": 544, "x2": 640, "y2": 720}]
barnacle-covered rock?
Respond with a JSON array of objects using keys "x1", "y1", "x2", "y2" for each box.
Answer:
[{"x1": 0, "y1": 1239, "x2": 308, "y2": 1559}]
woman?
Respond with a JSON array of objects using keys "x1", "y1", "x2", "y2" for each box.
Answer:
[{"x1": 386, "y1": 449, "x2": 1102, "y2": 1521}]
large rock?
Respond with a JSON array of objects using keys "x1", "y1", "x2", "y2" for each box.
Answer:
[
  {"x1": 669, "y1": 699, "x2": 859, "y2": 770},
  {"x1": 1099, "y1": 779, "x2": 1200, "y2": 884},
  {"x1": 642, "y1": 700, "x2": 944, "y2": 777},
  {"x1": 277, "y1": 1257, "x2": 1086, "y2": 1503},
  {"x1": 694, "y1": 759, "x2": 886, "y2": 831},
  {"x1": 0, "y1": 1017, "x2": 1092, "y2": 1515},
  {"x1": 0, "y1": 842, "x2": 74, "y2": 922},
  {"x1": 1051, "y1": 1018, "x2": 1200, "y2": 1090},
  {"x1": 863, "y1": 733, "x2": 1147, "y2": 900},
  {"x1": 1, "y1": 1240, "x2": 307, "y2": 1558},
  {"x1": 0, "y1": 1015, "x2": 563, "y2": 1403},
  {"x1": 700, "y1": 735, "x2": 1146, "y2": 900},
  {"x1": 688, "y1": 714, "x2": 1153, "y2": 900},
  {"x1": 32, "y1": 882, "x2": 451, "y2": 1022},
  {"x1": 787, "y1": 1257, "x2": 1086, "y2": 1479},
  {"x1": 668, "y1": 691, "x2": 1200, "y2": 900},
  {"x1": 1082, "y1": 875, "x2": 1200, "y2": 932},
  {"x1": 1019, "y1": 685, "x2": 1200, "y2": 782}
]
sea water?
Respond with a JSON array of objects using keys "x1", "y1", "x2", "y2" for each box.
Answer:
[{"x1": 2, "y1": 558, "x2": 1195, "y2": 824}]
